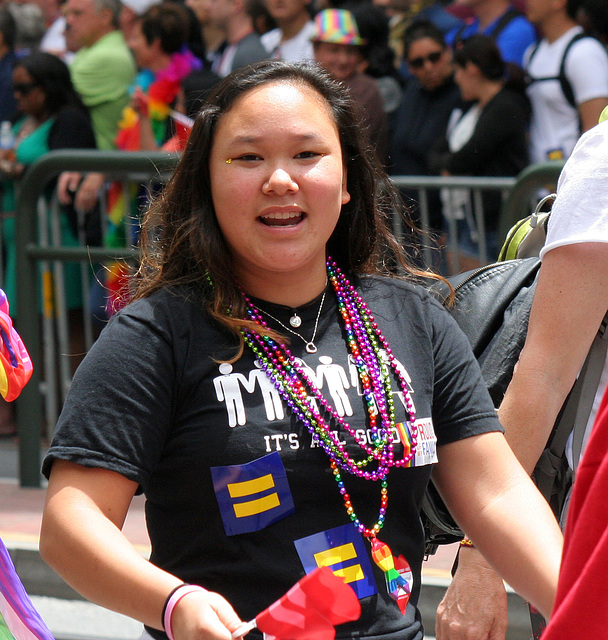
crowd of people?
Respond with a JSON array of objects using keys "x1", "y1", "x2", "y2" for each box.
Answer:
[{"x1": 0, "y1": 0, "x2": 606, "y2": 639}]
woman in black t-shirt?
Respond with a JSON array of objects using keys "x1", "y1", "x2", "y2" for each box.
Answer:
[{"x1": 41, "y1": 60, "x2": 561, "y2": 640}]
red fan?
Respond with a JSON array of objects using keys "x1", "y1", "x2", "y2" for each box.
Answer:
[{"x1": 233, "y1": 567, "x2": 361, "y2": 640}]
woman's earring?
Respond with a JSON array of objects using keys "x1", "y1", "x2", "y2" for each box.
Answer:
[{"x1": 225, "y1": 158, "x2": 232, "y2": 164}]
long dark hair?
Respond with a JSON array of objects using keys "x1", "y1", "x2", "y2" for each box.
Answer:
[
  {"x1": 16, "y1": 52, "x2": 87, "y2": 116},
  {"x1": 134, "y1": 60, "x2": 436, "y2": 345},
  {"x1": 402, "y1": 19, "x2": 447, "y2": 61}
]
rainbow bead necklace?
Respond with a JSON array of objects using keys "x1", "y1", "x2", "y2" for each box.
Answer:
[{"x1": 241, "y1": 258, "x2": 418, "y2": 540}]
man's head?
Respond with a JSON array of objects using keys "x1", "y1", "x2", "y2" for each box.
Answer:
[
  {"x1": 207, "y1": 0, "x2": 238, "y2": 32},
  {"x1": 526, "y1": 0, "x2": 579, "y2": 26},
  {"x1": 64, "y1": 0, "x2": 120, "y2": 51},
  {"x1": 119, "y1": 0, "x2": 159, "y2": 41},
  {"x1": 311, "y1": 9, "x2": 365, "y2": 82},
  {"x1": 263, "y1": 0, "x2": 310, "y2": 27}
]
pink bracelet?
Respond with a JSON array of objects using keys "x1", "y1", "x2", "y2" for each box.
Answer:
[{"x1": 163, "y1": 584, "x2": 208, "y2": 640}]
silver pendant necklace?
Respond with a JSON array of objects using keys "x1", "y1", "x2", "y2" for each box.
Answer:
[{"x1": 256, "y1": 290, "x2": 327, "y2": 354}]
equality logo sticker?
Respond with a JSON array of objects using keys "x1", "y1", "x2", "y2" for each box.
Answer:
[
  {"x1": 294, "y1": 523, "x2": 377, "y2": 599},
  {"x1": 211, "y1": 452, "x2": 295, "y2": 536}
]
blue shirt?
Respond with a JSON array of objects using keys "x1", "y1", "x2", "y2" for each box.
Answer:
[{"x1": 446, "y1": 8, "x2": 538, "y2": 68}]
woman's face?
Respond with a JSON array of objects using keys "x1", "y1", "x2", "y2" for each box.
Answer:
[
  {"x1": 127, "y1": 21, "x2": 157, "y2": 69},
  {"x1": 406, "y1": 37, "x2": 452, "y2": 91},
  {"x1": 12, "y1": 66, "x2": 46, "y2": 118},
  {"x1": 209, "y1": 80, "x2": 350, "y2": 299},
  {"x1": 454, "y1": 61, "x2": 480, "y2": 102}
]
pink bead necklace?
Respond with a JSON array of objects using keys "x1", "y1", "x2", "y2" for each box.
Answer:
[{"x1": 241, "y1": 258, "x2": 418, "y2": 540}]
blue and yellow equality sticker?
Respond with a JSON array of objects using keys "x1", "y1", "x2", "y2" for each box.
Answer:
[
  {"x1": 211, "y1": 452, "x2": 295, "y2": 536},
  {"x1": 294, "y1": 523, "x2": 377, "y2": 599}
]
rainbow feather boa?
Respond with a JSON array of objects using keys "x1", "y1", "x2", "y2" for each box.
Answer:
[
  {"x1": 105, "y1": 48, "x2": 201, "y2": 316},
  {"x1": 117, "y1": 47, "x2": 201, "y2": 150}
]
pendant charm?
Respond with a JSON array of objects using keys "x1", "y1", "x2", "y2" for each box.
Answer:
[
  {"x1": 289, "y1": 313, "x2": 302, "y2": 328},
  {"x1": 305, "y1": 342, "x2": 318, "y2": 354},
  {"x1": 370, "y1": 538, "x2": 412, "y2": 615}
]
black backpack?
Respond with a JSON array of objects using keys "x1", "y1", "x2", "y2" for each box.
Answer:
[{"x1": 422, "y1": 258, "x2": 539, "y2": 555}]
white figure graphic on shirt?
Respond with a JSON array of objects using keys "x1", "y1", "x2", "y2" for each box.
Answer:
[
  {"x1": 213, "y1": 362, "x2": 250, "y2": 427},
  {"x1": 293, "y1": 357, "x2": 321, "y2": 414},
  {"x1": 379, "y1": 350, "x2": 416, "y2": 412},
  {"x1": 249, "y1": 360, "x2": 285, "y2": 421},
  {"x1": 347, "y1": 354, "x2": 379, "y2": 416},
  {"x1": 316, "y1": 355, "x2": 352, "y2": 416}
]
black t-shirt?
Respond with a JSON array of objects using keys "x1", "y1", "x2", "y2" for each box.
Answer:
[{"x1": 43, "y1": 275, "x2": 502, "y2": 640}]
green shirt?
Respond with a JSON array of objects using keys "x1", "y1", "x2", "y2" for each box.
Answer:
[{"x1": 70, "y1": 30, "x2": 136, "y2": 150}]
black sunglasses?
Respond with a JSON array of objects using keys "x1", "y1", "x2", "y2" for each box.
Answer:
[
  {"x1": 12, "y1": 82, "x2": 39, "y2": 95},
  {"x1": 408, "y1": 50, "x2": 443, "y2": 69}
]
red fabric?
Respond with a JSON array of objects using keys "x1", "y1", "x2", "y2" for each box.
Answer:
[
  {"x1": 161, "y1": 120, "x2": 192, "y2": 153},
  {"x1": 255, "y1": 566, "x2": 360, "y2": 640},
  {"x1": 542, "y1": 387, "x2": 608, "y2": 639}
]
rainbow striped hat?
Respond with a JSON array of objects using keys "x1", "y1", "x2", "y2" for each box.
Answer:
[{"x1": 311, "y1": 9, "x2": 366, "y2": 46}]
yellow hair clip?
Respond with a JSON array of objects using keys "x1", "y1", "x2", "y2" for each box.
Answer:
[{"x1": 225, "y1": 158, "x2": 232, "y2": 164}]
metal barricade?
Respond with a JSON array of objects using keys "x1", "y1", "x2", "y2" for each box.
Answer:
[
  {"x1": 390, "y1": 175, "x2": 516, "y2": 270},
  {"x1": 15, "y1": 150, "x2": 179, "y2": 487},
  {"x1": 498, "y1": 160, "x2": 565, "y2": 243}
]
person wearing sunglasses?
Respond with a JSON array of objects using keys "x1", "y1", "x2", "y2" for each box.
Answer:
[
  {"x1": 388, "y1": 19, "x2": 462, "y2": 270},
  {"x1": 311, "y1": 9, "x2": 389, "y2": 165},
  {"x1": 0, "y1": 51, "x2": 97, "y2": 320}
]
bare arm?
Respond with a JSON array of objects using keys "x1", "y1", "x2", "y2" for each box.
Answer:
[
  {"x1": 41, "y1": 460, "x2": 243, "y2": 639},
  {"x1": 433, "y1": 432, "x2": 563, "y2": 620},
  {"x1": 132, "y1": 88, "x2": 161, "y2": 153},
  {"x1": 437, "y1": 241, "x2": 608, "y2": 639},
  {"x1": 500, "y1": 242, "x2": 608, "y2": 472},
  {"x1": 579, "y1": 97, "x2": 608, "y2": 133}
]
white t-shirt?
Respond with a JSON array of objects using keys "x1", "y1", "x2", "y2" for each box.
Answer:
[
  {"x1": 440, "y1": 105, "x2": 481, "y2": 221},
  {"x1": 260, "y1": 21, "x2": 315, "y2": 62},
  {"x1": 526, "y1": 26, "x2": 608, "y2": 164},
  {"x1": 540, "y1": 119, "x2": 608, "y2": 465}
]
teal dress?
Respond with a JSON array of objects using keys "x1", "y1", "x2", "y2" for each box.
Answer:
[{"x1": 1, "y1": 110, "x2": 94, "y2": 316}]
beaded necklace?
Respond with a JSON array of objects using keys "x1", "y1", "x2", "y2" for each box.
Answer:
[{"x1": 241, "y1": 258, "x2": 418, "y2": 592}]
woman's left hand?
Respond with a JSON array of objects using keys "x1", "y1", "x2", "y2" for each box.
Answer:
[
  {"x1": 433, "y1": 432, "x2": 562, "y2": 620},
  {"x1": 436, "y1": 546, "x2": 508, "y2": 640}
]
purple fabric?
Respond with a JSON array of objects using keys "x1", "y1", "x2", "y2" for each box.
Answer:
[{"x1": 0, "y1": 538, "x2": 54, "y2": 640}]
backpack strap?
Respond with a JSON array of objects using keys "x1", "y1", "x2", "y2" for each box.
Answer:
[
  {"x1": 570, "y1": 312, "x2": 608, "y2": 468},
  {"x1": 558, "y1": 31, "x2": 589, "y2": 109},
  {"x1": 489, "y1": 7, "x2": 522, "y2": 39},
  {"x1": 453, "y1": 7, "x2": 521, "y2": 46},
  {"x1": 534, "y1": 310, "x2": 608, "y2": 501},
  {"x1": 526, "y1": 31, "x2": 593, "y2": 109}
]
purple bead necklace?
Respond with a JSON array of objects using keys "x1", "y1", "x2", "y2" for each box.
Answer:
[{"x1": 241, "y1": 258, "x2": 418, "y2": 539}]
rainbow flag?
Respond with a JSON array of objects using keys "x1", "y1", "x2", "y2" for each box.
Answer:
[{"x1": 0, "y1": 539, "x2": 54, "y2": 640}]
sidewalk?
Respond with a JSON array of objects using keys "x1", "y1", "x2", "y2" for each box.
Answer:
[{"x1": 0, "y1": 437, "x2": 531, "y2": 639}]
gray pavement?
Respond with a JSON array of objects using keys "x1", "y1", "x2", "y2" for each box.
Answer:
[{"x1": 30, "y1": 596, "x2": 143, "y2": 640}]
